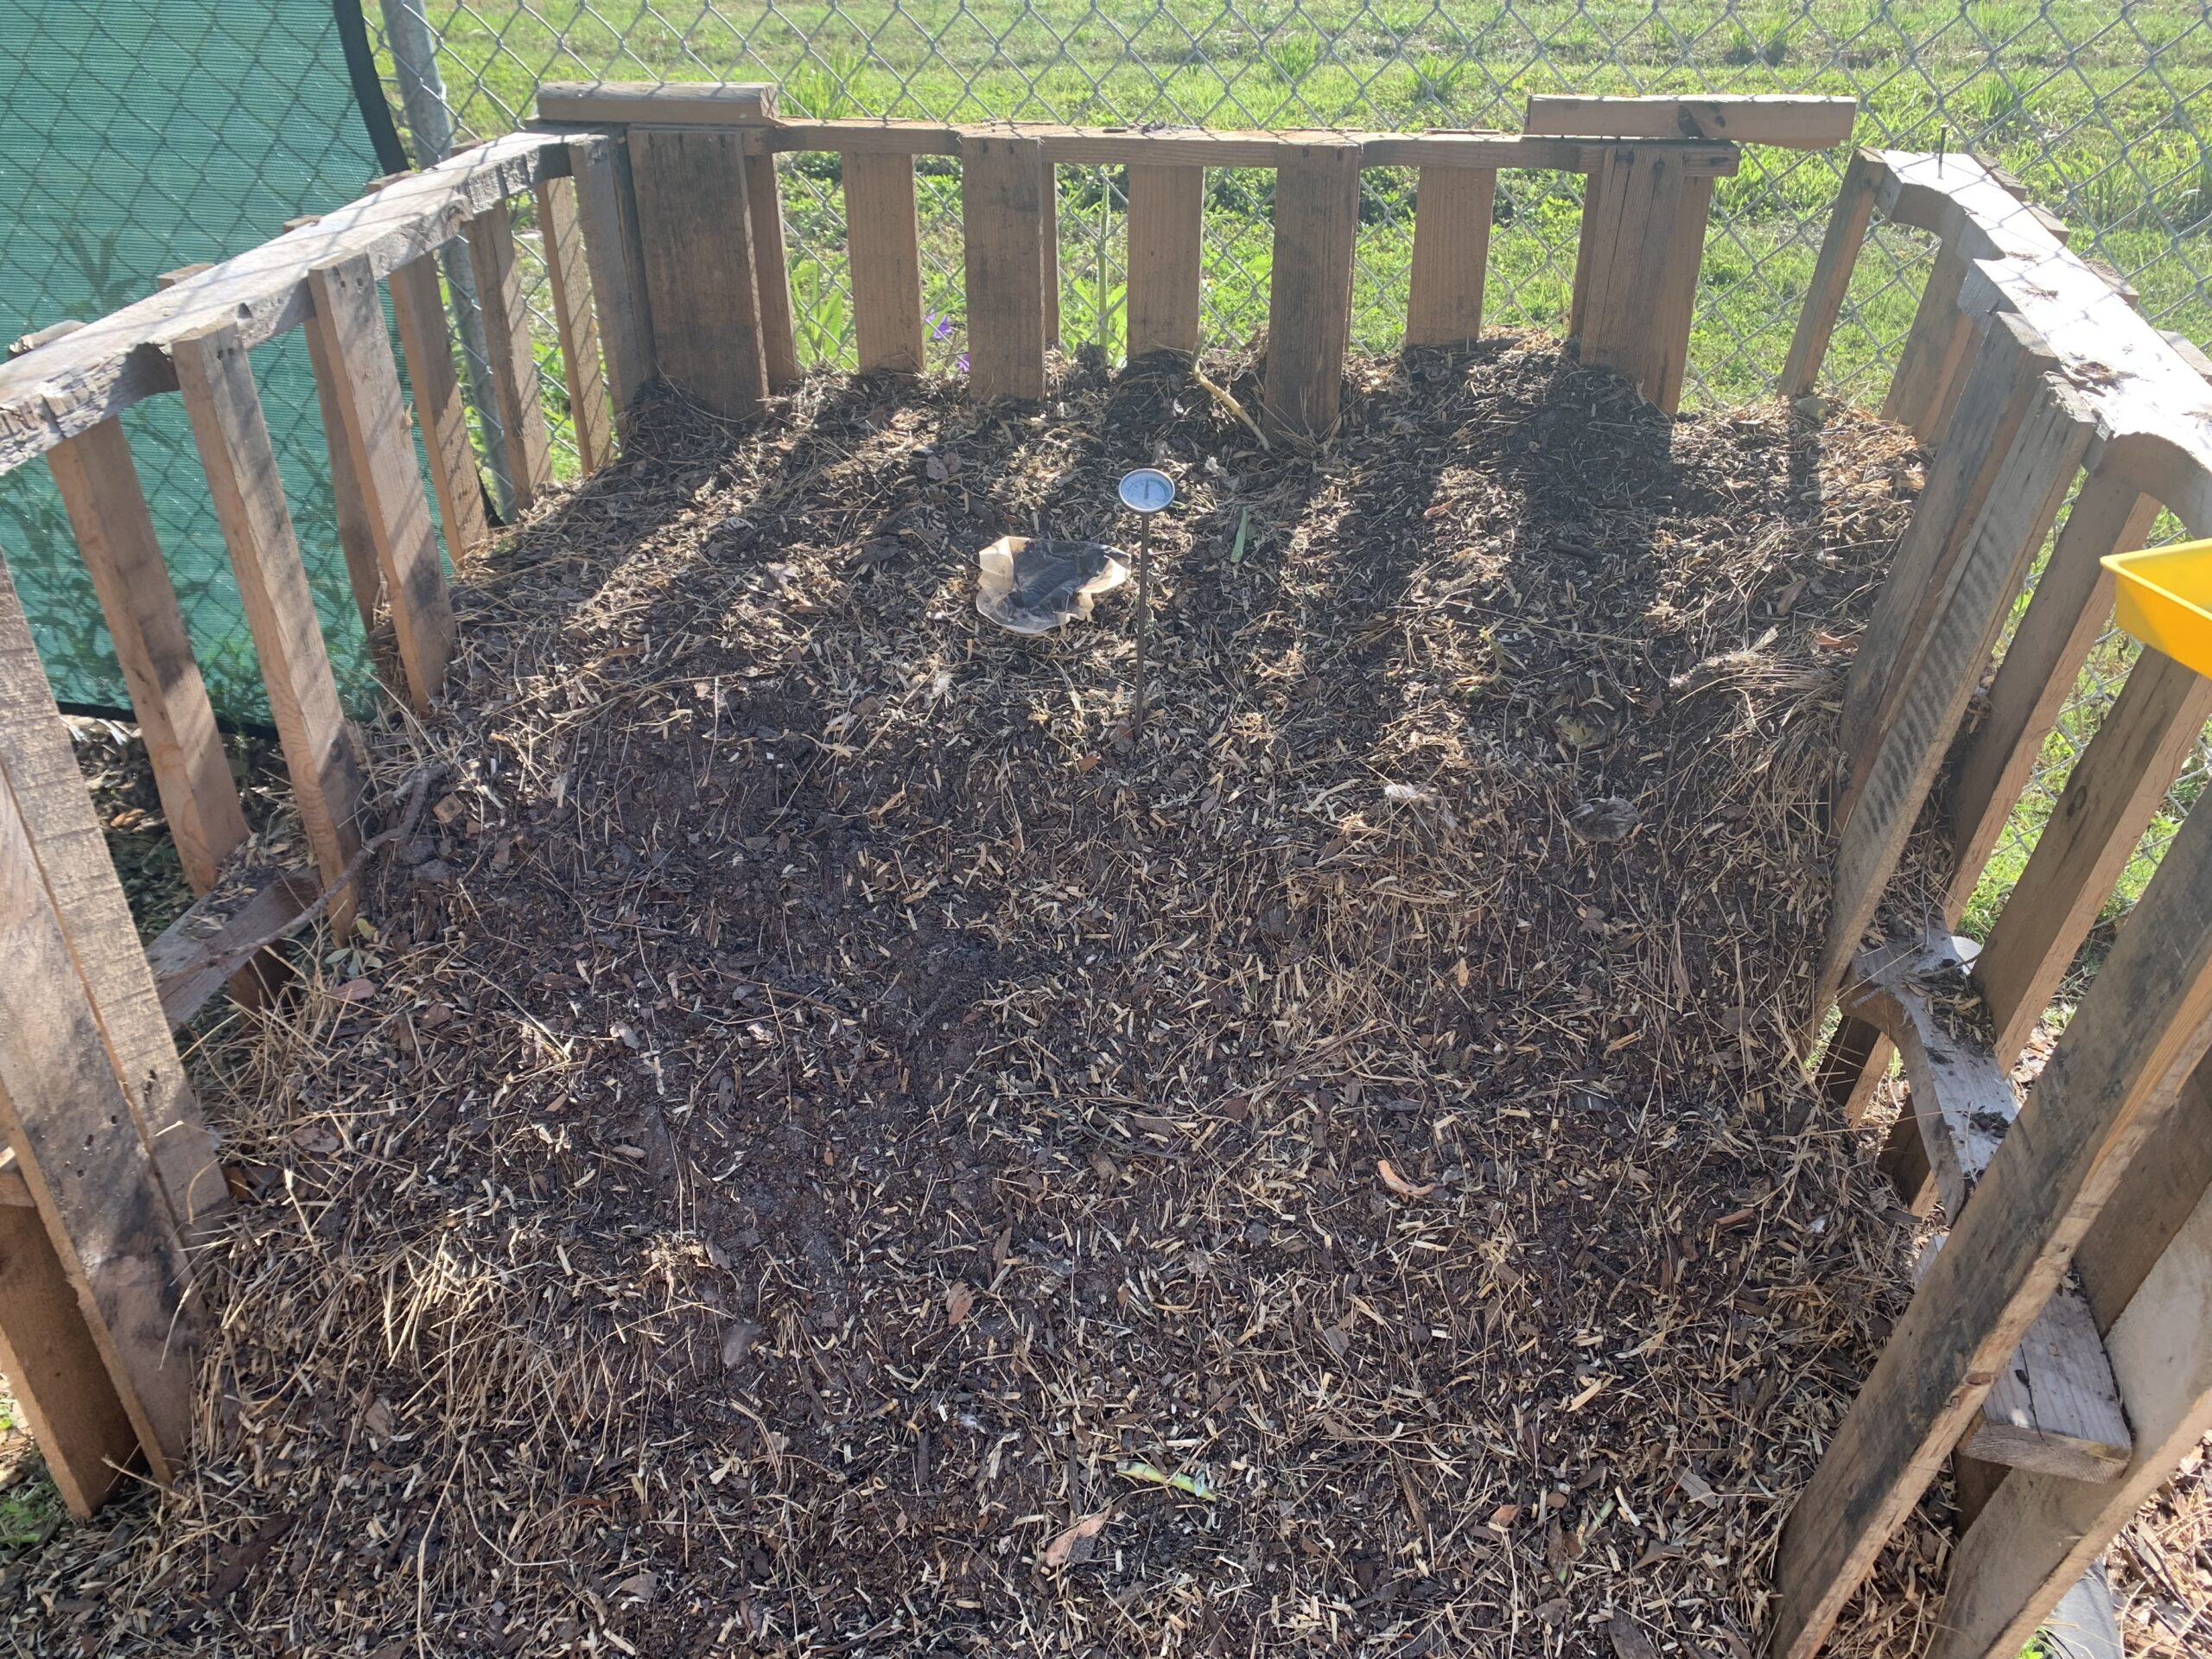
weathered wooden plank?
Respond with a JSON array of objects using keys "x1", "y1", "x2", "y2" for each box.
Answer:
[
  {"x1": 1781, "y1": 148, "x2": 1881, "y2": 397},
  {"x1": 1967, "y1": 1268, "x2": 2132, "y2": 1480},
  {"x1": 627, "y1": 126, "x2": 767, "y2": 420},
  {"x1": 1262, "y1": 143, "x2": 1363, "y2": 443},
  {"x1": 1654, "y1": 174, "x2": 1714, "y2": 413},
  {"x1": 1576, "y1": 144, "x2": 1693, "y2": 408},
  {"x1": 1976, "y1": 647, "x2": 2212, "y2": 1058},
  {"x1": 0, "y1": 557, "x2": 227, "y2": 1231},
  {"x1": 385, "y1": 245, "x2": 492, "y2": 562},
  {"x1": 742, "y1": 150, "x2": 800, "y2": 392},
  {"x1": 1838, "y1": 313, "x2": 2045, "y2": 779},
  {"x1": 843, "y1": 152, "x2": 925, "y2": 375},
  {"x1": 566, "y1": 133, "x2": 655, "y2": 439},
  {"x1": 0, "y1": 1203, "x2": 139, "y2": 1516},
  {"x1": 1947, "y1": 475, "x2": 2164, "y2": 916},
  {"x1": 1931, "y1": 1163, "x2": 2212, "y2": 1659},
  {"x1": 147, "y1": 864, "x2": 322, "y2": 1030},
  {"x1": 307, "y1": 256, "x2": 456, "y2": 714},
  {"x1": 1525, "y1": 93, "x2": 1857, "y2": 149},
  {"x1": 960, "y1": 133, "x2": 1050, "y2": 402},
  {"x1": 1404, "y1": 166, "x2": 1493, "y2": 350},
  {"x1": 0, "y1": 131, "x2": 560, "y2": 474},
  {"x1": 289, "y1": 219, "x2": 384, "y2": 645},
  {"x1": 1770, "y1": 777, "x2": 2212, "y2": 1659},
  {"x1": 1883, "y1": 238, "x2": 1974, "y2": 438},
  {"x1": 463, "y1": 200, "x2": 555, "y2": 508},
  {"x1": 1041, "y1": 162, "x2": 1062, "y2": 349},
  {"x1": 41, "y1": 418, "x2": 248, "y2": 896},
  {"x1": 533, "y1": 173, "x2": 613, "y2": 471},
  {"x1": 1816, "y1": 334, "x2": 2094, "y2": 1014},
  {"x1": 171, "y1": 323, "x2": 367, "y2": 934},
  {"x1": 1126, "y1": 164, "x2": 1206, "y2": 360},
  {"x1": 0, "y1": 698, "x2": 199, "y2": 1484},
  {"x1": 535, "y1": 80, "x2": 778, "y2": 127}
]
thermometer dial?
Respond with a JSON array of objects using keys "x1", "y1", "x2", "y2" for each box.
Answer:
[{"x1": 1117, "y1": 467, "x2": 1176, "y2": 514}]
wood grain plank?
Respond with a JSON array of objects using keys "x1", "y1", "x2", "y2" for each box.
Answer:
[
  {"x1": 0, "y1": 653, "x2": 198, "y2": 1482},
  {"x1": 1262, "y1": 143, "x2": 1363, "y2": 442},
  {"x1": 289, "y1": 219, "x2": 384, "y2": 646},
  {"x1": 1947, "y1": 473, "x2": 2164, "y2": 916},
  {"x1": 307, "y1": 256, "x2": 456, "y2": 715},
  {"x1": 566, "y1": 133, "x2": 655, "y2": 438},
  {"x1": 463, "y1": 200, "x2": 555, "y2": 507},
  {"x1": 1931, "y1": 1166, "x2": 2212, "y2": 1659},
  {"x1": 626, "y1": 127, "x2": 767, "y2": 419},
  {"x1": 1405, "y1": 166, "x2": 1493, "y2": 350},
  {"x1": 1126, "y1": 164, "x2": 1206, "y2": 359},
  {"x1": 385, "y1": 248, "x2": 491, "y2": 563},
  {"x1": 1816, "y1": 336, "x2": 2093, "y2": 1014},
  {"x1": 1041, "y1": 162, "x2": 1061, "y2": 349},
  {"x1": 171, "y1": 322, "x2": 367, "y2": 934},
  {"x1": 1976, "y1": 647, "x2": 2212, "y2": 1058},
  {"x1": 743, "y1": 150, "x2": 800, "y2": 392},
  {"x1": 1882, "y1": 238, "x2": 1974, "y2": 436},
  {"x1": 1771, "y1": 776, "x2": 2212, "y2": 1659},
  {"x1": 1965, "y1": 1268, "x2": 2132, "y2": 1480},
  {"x1": 535, "y1": 80, "x2": 778, "y2": 127},
  {"x1": 0, "y1": 1202, "x2": 139, "y2": 1515},
  {"x1": 41, "y1": 418, "x2": 248, "y2": 895},
  {"x1": 1781, "y1": 148, "x2": 1881, "y2": 396},
  {"x1": 0, "y1": 557, "x2": 228, "y2": 1232},
  {"x1": 843, "y1": 152, "x2": 925, "y2": 375},
  {"x1": 1654, "y1": 174, "x2": 1713, "y2": 413},
  {"x1": 1525, "y1": 93, "x2": 1857, "y2": 149},
  {"x1": 959, "y1": 133, "x2": 1049, "y2": 401},
  {"x1": 1577, "y1": 145, "x2": 1692, "y2": 407},
  {"x1": 534, "y1": 173, "x2": 613, "y2": 471}
]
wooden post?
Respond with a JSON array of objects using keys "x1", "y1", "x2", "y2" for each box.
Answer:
[
  {"x1": 533, "y1": 173, "x2": 613, "y2": 473},
  {"x1": 844, "y1": 152, "x2": 926, "y2": 374},
  {"x1": 1042, "y1": 162, "x2": 1062, "y2": 350},
  {"x1": 1263, "y1": 143, "x2": 1363, "y2": 443},
  {"x1": 1574, "y1": 144, "x2": 1694, "y2": 409},
  {"x1": 463, "y1": 199, "x2": 556, "y2": 506},
  {"x1": 627, "y1": 126, "x2": 768, "y2": 420},
  {"x1": 1815, "y1": 333, "x2": 2093, "y2": 1015},
  {"x1": 567, "y1": 133, "x2": 656, "y2": 437},
  {"x1": 1781, "y1": 148, "x2": 1881, "y2": 397},
  {"x1": 1653, "y1": 174, "x2": 1713, "y2": 412},
  {"x1": 1772, "y1": 781, "x2": 2212, "y2": 1658},
  {"x1": 288, "y1": 218, "x2": 385, "y2": 646},
  {"x1": 307, "y1": 255, "x2": 457, "y2": 715},
  {"x1": 1405, "y1": 166, "x2": 1494, "y2": 352},
  {"x1": 960, "y1": 134, "x2": 1050, "y2": 401},
  {"x1": 41, "y1": 418, "x2": 248, "y2": 897},
  {"x1": 172, "y1": 322, "x2": 367, "y2": 934},
  {"x1": 743, "y1": 150, "x2": 801, "y2": 392},
  {"x1": 1126, "y1": 164, "x2": 1206, "y2": 360}
]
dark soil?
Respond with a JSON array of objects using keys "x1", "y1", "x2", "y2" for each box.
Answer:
[{"x1": 13, "y1": 339, "x2": 1950, "y2": 1656}]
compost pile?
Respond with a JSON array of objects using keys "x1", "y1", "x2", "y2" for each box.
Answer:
[{"x1": 20, "y1": 340, "x2": 1957, "y2": 1656}]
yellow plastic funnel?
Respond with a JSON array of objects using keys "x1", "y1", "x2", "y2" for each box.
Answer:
[{"x1": 2101, "y1": 538, "x2": 2212, "y2": 679}]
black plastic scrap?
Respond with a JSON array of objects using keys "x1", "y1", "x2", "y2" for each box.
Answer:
[{"x1": 975, "y1": 536, "x2": 1130, "y2": 635}]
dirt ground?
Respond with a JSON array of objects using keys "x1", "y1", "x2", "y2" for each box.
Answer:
[{"x1": 8, "y1": 339, "x2": 2206, "y2": 1656}]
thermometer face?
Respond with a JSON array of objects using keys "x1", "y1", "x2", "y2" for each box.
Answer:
[{"x1": 1118, "y1": 467, "x2": 1176, "y2": 513}]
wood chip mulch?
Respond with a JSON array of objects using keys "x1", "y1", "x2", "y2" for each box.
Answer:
[{"x1": 14, "y1": 338, "x2": 2024, "y2": 1656}]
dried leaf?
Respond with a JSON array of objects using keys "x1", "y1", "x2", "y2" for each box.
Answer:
[
  {"x1": 1377, "y1": 1159, "x2": 1436, "y2": 1200},
  {"x1": 944, "y1": 1281, "x2": 976, "y2": 1325},
  {"x1": 1608, "y1": 1609, "x2": 1659, "y2": 1659},
  {"x1": 1487, "y1": 1503, "x2": 1522, "y2": 1529},
  {"x1": 1040, "y1": 1506, "x2": 1114, "y2": 1568}
]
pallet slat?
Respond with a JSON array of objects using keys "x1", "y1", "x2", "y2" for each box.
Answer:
[
  {"x1": 1575, "y1": 144, "x2": 1694, "y2": 408},
  {"x1": 534, "y1": 173, "x2": 613, "y2": 472},
  {"x1": 307, "y1": 256, "x2": 456, "y2": 713},
  {"x1": 1883, "y1": 238, "x2": 1974, "y2": 438},
  {"x1": 172, "y1": 322, "x2": 367, "y2": 934},
  {"x1": 147, "y1": 864, "x2": 322, "y2": 1030},
  {"x1": 386, "y1": 243, "x2": 492, "y2": 562},
  {"x1": 464, "y1": 200, "x2": 556, "y2": 508},
  {"x1": 1781, "y1": 149, "x2": 1880, "y2": 396},
  {"x1": 1126, "y1": 164, "x2": 1205, "y2": 360},
  {"x1": 0, "y1": 1204, "x2": 139, "y2": 1516},
  {"x1": 290, "y1": 219, "x2": 385, "y2": 646},
  {"x1": 567, "y1": 134, "x2": 655, "y2": 437},
  {"x1": 844, "y1": 152, "x2": 925, "y2": 375},
  {"x1": 960, "y1": 133, "x2": 1050, "y2": 401},
  {"x1": 1525, "y1": 93, "x2": 1857, "y2": 149},
  {"x1": 743, "y1": 151, "x2": 800, "y2": 392},
  {"x1": 41, "y1": 417, "x2": 248, "y2": 896},
  {"x1": 627, "y1": 127, "x2": 768, "y2": 419},
  {"x1": 1262, "y1": 143, "x2": 1362, "y2": 442},
  {"x1": 1405, "y1": 166, "x2": 1494, "y2": 350}
]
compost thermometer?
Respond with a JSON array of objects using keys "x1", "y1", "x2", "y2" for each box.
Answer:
[{"x1": 1119, "y1": 467, "x2": 1175, "y2": 732}]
